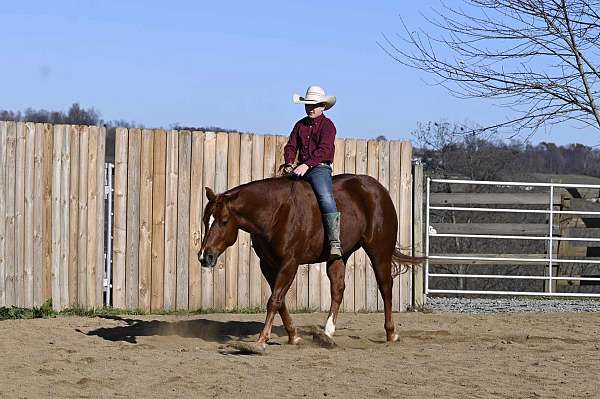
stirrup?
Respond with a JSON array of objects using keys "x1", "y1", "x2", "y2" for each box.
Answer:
[{"x1": 329, "y1": 241, "x2": 342, "y2": 260}]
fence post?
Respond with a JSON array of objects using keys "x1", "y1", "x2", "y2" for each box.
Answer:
[
  {"x1": 399, "y1": 142, "x2": 413, "y2": 310},
  {"x1": 412, "y1": 160, "x2": 425, "y2": 307}
]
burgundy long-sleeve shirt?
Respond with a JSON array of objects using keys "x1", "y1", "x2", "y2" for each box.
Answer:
[{"x1": 283, "y1": 114, "x2": 336, "y2": 168}]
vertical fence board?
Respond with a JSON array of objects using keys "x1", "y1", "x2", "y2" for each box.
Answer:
[
  {"x1": 32, "y1": 124, "x2": 45, "y2": 306},
  {"x1": 164, "y1": 131, "x2": 179, "y2": 311},
  {"x1": 112, "y1": 128, "x2": 128, "y2": 309},
  {"x1": 95, "y1": 127, "x2": 106, "y2": 307},
  {"x1": 86, "y1": 127, "x2": 99, "y2": 308},
  {"x1": 274, "y1": 135, "x2": 286, "y2": 173},
  {"x1": 0, "y1": 122, "x2": 6, "y2": 306},
  {"x1": 59, "y1": 125, "x2": 71, "y2": 308},
  {"x1": 354, "y1": 139, "x2": 368, "y2": 311},
  {"x1": 85, "y1": 129, "x2": 98, "y2": 307},
  {"x1": 68, "y1": 126, "x2": 80, "y2": 307},
  {"x1": 189, "y1": 131, "x2": 204, "y2": 310},
  {"x1": 15, "y1": 123, "x2": 26, "y2": 307},
  {"x1": 389, "y1": 141, "x2": 402, "y2": 312},
  {"x1": 225, "y1": 133, "x2": 240, "y2": 309},
  {"x1": 125, "y1": 128, "x2": 141, "y2": 309},
  {"x1": 50, "y1": 125, "x2": 63, "y2": 309},
  {"x1": 333, "y1": 138, "x2": 346, "y2": 173},
  {"x1": 23, "y1": 123, "x2": 35, "y2": 307},
  {"x1": 343, "y1": 139, "x2": 357, "y2": 312},
  {"x1": 399, "y1": 142, "x2": 413, "y2": 311},
  {"x1": 138, "y1": 130, "x2": 154, "y2": 311},
  {"x1": 237, "y1": 134, "x2": 252, "y2": 308},
  {"x1": 412, "y1": 161, "x2": 424, "y2": 308},
  {"x1": 249, "y1": 134, "x2": 264, "y2": 307},
  {"x1": 213, "y1": 132, "x2": 229, "y2": 309},
  {"x1": 176, "y1": 131, "x2": 191, "y2": 310},
  {"x1": 32, "y1": 124, "x2": 44, "y2": 306},
  {"x1": 77, "y1": 127, "x2": 89, "y2": 307},
  {"x1": 5, "y1": 121, "x2": 16, "y2": 306},
  {"x1": 262, "y1": 135, "x2": 276, "y2": 306},
  {"x1": 201, "y1": 132, "x2": 215, "y2": 309},
  {"x1": 42, "y1": 124, "x2": 52, "y2": 303},
  {"x1": 151, "y1": 129, "x2": 167, "y2": 311}
]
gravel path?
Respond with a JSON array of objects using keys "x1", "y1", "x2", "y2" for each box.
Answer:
[{"x1": 428, "y1": 296, "x2": 600, "y2": 314}]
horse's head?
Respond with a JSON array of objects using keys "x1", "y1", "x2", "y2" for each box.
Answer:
[{"x1": 198, "y1": 187, "x2": 239, "y2": 268}]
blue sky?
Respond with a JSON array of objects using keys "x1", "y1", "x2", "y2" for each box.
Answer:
[{"x1": 1, "y1": 1, "x2": 597, "y2": 145}]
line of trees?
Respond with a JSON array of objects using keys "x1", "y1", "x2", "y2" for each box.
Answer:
[
  {"x1": 0, "y1": 103, "x2": 136, "y2": 129},
  {"x1": 414, "y1": 120, "x2": 600, "y2": 181}
]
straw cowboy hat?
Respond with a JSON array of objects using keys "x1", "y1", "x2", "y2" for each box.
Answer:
[{"x1": 293, "y1": 85, "x2": 336, "y2": 110}]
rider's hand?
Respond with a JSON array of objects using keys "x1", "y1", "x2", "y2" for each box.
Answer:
[
  {"x1": 293, "y1": 164, "x2": 310, "y2": 176},
  {"x1": 281, "y1": 164, "x2": 294, "y2": 175}
]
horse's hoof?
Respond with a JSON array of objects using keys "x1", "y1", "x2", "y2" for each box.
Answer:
[
  {"x1": 289, "y1": 336, "x2": 302, "y2": 345},
  {"x1": 312, "y1": 329, "x2": 337, "y2": 349},
  {"x1": 387, "y1": 333, "x2": 400, "y2": 343}
]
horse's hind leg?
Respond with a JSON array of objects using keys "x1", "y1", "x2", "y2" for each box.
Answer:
[
  {"x1": 365, "y1": 251, "x2": 398, "y2": 342},
  {"x1": 324, "y1": 259, "x2": 346, "y2": 338}
]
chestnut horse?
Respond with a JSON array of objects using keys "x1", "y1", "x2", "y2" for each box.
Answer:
[{"x1": 198, "y1": 174, "x2": 423, "y2": 350}]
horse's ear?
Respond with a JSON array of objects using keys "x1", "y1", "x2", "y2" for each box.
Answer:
[{"x1": 205, "y1": 187, "x2": 216, "y2": 202}]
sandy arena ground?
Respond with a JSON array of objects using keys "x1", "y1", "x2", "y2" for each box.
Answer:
[{"x1": 1, "y1": 311, "x2": 600, "y2": 398}]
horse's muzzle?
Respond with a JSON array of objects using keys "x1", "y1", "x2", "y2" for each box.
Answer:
[{"x1": 199, "y1": 251, "x2": 217, "y2": 268}]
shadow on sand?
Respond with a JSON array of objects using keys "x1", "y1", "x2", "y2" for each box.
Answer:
[{"x1": 83, "y1": 315, "x2": 286, "y2": 344}]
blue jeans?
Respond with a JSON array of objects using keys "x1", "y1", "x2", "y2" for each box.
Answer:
[{"x1": 301, "y1": 164, "x2": 338, "y2": 214}]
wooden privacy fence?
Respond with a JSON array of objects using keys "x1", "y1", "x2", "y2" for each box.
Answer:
[
  {"x1": 0, "y1": 121, "x2": 423, "y2": 312},
  {"x1": 0, "y1": 121, "x2": 106, "y2": 310},
  {"x1": 112, "y1": 128, "x2": 420, "y2": 312}
]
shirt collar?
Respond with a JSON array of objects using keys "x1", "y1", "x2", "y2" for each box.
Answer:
[{"x1": 307, "y1": 113, "x2": 325, "y2": 125}]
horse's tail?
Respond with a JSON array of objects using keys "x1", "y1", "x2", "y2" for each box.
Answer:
[{"x1": 391, "y1": 246, "x2": 426, "y2": 278}]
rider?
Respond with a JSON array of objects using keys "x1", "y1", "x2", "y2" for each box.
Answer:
[{"x1": 282, "y1": 85, "x2": 341, "y2": 260}]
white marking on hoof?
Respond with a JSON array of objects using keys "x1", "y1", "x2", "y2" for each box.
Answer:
[
  {"x1": 389, "y1": 333, "x2": 399, "y2": 342},
  {"x1": 289, "y1": 336, "x2": 302, "y2": 345},
  {"x1": 324, "y1": 314, "x2": 336, "y2": 338}
]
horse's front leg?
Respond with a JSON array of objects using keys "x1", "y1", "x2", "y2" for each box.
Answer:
[
  {"x1": 260, "y1": 260, "x2": 301, "y2": 345},
  {"x1": 324, "y1": 259, "x2": 346, "y2": 338},
  {"x1": 257, "y1": 262, "x2": 299, "y2": 348}
]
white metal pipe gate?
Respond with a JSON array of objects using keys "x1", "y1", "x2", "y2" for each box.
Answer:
[
  {"x1": 425, "y1": 178, "x2": 600, "y2": 298},
  {"x1": 103, "y1": 163, "x2": 115, "y2": 306}
]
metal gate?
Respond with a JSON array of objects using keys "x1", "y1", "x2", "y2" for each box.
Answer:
[
  {"x1": 103, "y1": 163, "x2": 115, "y2": 306},
  {"x1": 425, "y1": 178, "x2": 600, "y2": 297}
]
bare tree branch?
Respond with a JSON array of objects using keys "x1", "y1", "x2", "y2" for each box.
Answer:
[{"x1": 380, "y1": 0, "x2": 600, "y2": 135}]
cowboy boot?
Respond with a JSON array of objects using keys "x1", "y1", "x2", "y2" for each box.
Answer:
[{"x1": 324, "y1": 212, "x2": 342, "y2": 260}]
